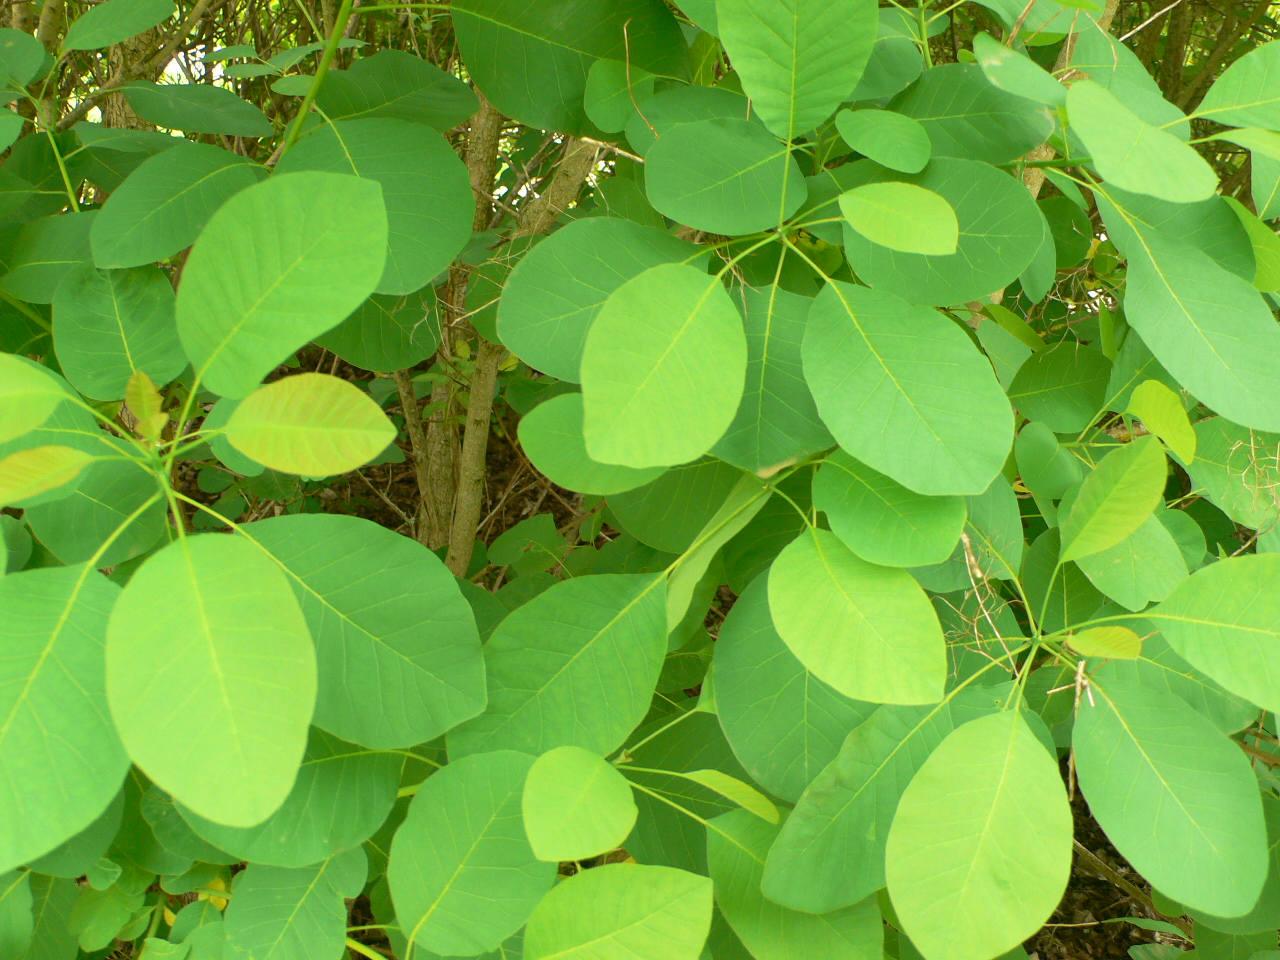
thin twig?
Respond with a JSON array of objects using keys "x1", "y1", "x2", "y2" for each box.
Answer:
[{"x1": 1118, "y1": 0, "x2": 1187, "y2": 42}]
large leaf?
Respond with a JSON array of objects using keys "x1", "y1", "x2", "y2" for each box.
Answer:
[
  {"x1": 1074, "y1": 514, "x2": 1188, "y2": 611},
  {"x1": 497, "y1": 217, "x2": 701, "y2": 383},
  {"x1": 835, "y1": 158, "x2": 1044, "y2": 306},
  {"x1": 224, "y1": 373, "x2": 395, "y2": 476},
  {"x1": 89, "y1": 142, "x2": 265, "y2": 269},
  {"x1": 51, "y1": 263, "x2": 183, "y2": 400},
  {"x1": 0, "y1": 212, "x2": 94, "y2": 304},
  {"x1": 448, "y1": 573, "x2": 667, "y2": 757},
  {"x1": 1198, "y1": 39, "x2": 1280, "y2": 130},
  {"x1": 892, "y1": 63, "x2": 1054, "y2": 165},
  {"x1": 275, "y1": 119, "x2": 471, "y2": 295},
  {"x1": 644, "y1": 119, "x2": 807, "y2": 235},
  {"x1": 767, "y1": 527, "x2": 946, "y2": 705},
  {"x1": 802, "y1": 281, "x2": 1013, "y2": 497},
  {"x1": 1099, "y1": 191, "x2": 1280, "y2": 432},
  {"x1": 580, "y1": 263, "x2": 746, "y2": 469},
  {"x1": 1060, "y1": 435, "x2": 1166, "y2": 562},
  {"x1": 388, "y1": 750, "x2": 555, "y2": 956},
  {"x1": 707, "y1": 810, "x2": 882, "y2": 960},
  {"x1": 121, "y1": 82, "x2": 272, "y2": 137},
  {"x1": 1149, "y1": 553, "x2": 1280, "y2": 714},
  {"x1": 522, "y1": 863, "x2": 712, "y2": 960},
  {"x1": 761, "y1": 691, "x2": 997, "y2": 913},
  {"x1": 177, "y1": 727, "x2": 399, "y2": 867},
  {"x1": 714, "y1": 574, "x2": 876, "y2": 803},
  {"x1": 176, "y1": 171, "x2": 387, "y2": 398},
  {"x1": 710, "y1": 283, "x2": 832, "y2": 473},
  {"x1": 815, "y1": 449, "x2": 967, "y2": 568},
  {"x1": 0, "y1": 567, "x2": 129, "y2": 873},
  {"x1": 242, "y1": 514, "x2": 484, "y2": 749},
  {"x1": 886, "y1": 711, "x2": 1072, "y2": 960},
  {"x1": 451, "y1": 0, "x2": 687, "y2": 134},
  {"x1": 716, "y1": 0, "x2": 877, "y2": 140},
  {"x1": 224, "y1": 847, "x2": 366, "y2": 960},
  {"x1": 105, "y1": 534, "x2": 316, "y2": 827},
  {"x1": 63, "y1": 0, "x2": 175, "y2": 49},
  {"x1": 521, "y1": 745, "x2": 638, "y2": 862},
  {"x1": 1074, "y1": 678, "x2": 1267, "y2": 916},
  {"x1": 315, "y1": 49, "x2": 479, "y2": 131},
  {"x1": 1181, "y1": 417, "x2": 1279, "y2": 529}
]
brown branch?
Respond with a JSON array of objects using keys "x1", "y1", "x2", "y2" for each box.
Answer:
[
  {"x1": 1177, "y1": 0, "x2": 1270, "y2": 111},
  {"x1": 1072, "y1": 841, "x2": 1194, "y2": 937}
]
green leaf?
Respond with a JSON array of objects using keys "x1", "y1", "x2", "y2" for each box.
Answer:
[
  {"x1": 1074, "y1": 514, "x2": 1188, "y2": 611},
  {"x1": 839, "y1": 182, "x2": 958, "y2": 256},
  {"x1": 716, "y1": 0, "x2": 877, "y2": 140},
  {"x1": 1198, "y1": 39, "x2": 1280, "y2": 130},
  {"x1": 580, "y1": 263, "x2": 746, "y2": 469},
  {"x1": 815, "y1": 449, "x2": 967, "y2": 568},
  {"x1": 892, "y1": 63, "x2": 1054, "y2": 165},
  {"x1": 105, "y1": 534, "x2": 316, "y2": 827},
  {"x1": 522, "y1": 745, "x2": 638, "y2": 861},
  {"x1": 610, "y1": 457, "x2": 744, "y2": 553},
  {"x1": 714, "y1": 574, "x2": 876, "y2": 802},
  {"x1": 316, "y1": 49, "x2": 479, "y2": 131},
  {"x1": 224, "y1": 847, "x2": 366, "y2": 960},
  {"x1": 177, "y1": 727, "x2": 400, "y2": 867},
  {"x1": 275, "y1": 119, "x2": 471, "y2": 296},
  {"x1": 0, "y1": 870, "x2": 32, "y2": 960},
  {"x1": 51, "y1": 264, "x2": 183, "y2": 400},
  {"x1": 89, "y1": 142, "x2": 266, "y2": 269},
  {"x1": 886, "y1": 711, "x2": 1072, "y2": 960},
  {"x1": 584, "y1": 59, "x2": 656, "y2": 133},
  {"x1": 139, "y1": 787, "x2": 236, "y2": 864},
  {"x1": 522, "y1": 863, "x2": 712, "y2": 960},
  {"x1": 707, "y1": 810, "x2": 882, "y2": 960},
  {"x1": 389, "y1": 750, "x2": 555, "y2": 956},
  {"x1": 315, "y1": 289, "x2": 438, "y2": 373},
  {"x1": 0, "y1": 445, "x2": 93, "y2": 507},
  {"x1": 224, "y1": 373, "x2": 395, "y2": 476},
  {"x1": 1074, "y1": 677, "x2": 1267, "y2": 916},
  {"x1": 625, "y1": 85, "x2": 750, "y2": 157},
  {"x1": 0, "y1": 112, "x2": 22, "y2": 152},
  {"x1": 1128, "y1": 379, "x2": 1195, "y2": 462},
  {"x1": 451, "y1": 0, "x2": 687, "y2": 134},
  {"x1": 0, "y1": 567, "x2": 129, "y2": 873},
  {"x1": 519, "y1": 393, "x2": 666, "y2": 495},
  {"x1": 837, "y1": 158, "x2": 1045, "y2": 306},
  {"x1": 1067, "y1": 625, "x2": 1142, "y2": 659},
  {"x1": 1015, "y1": 420, "x2": 1083, "y2": 503},
  {"x1": 1021, "y1": 527, "x2": 1105, "y2": 633},
  {"x1": 1007, "y1": 341, "x2": 1111, "y2": 434},
  {"x1": 972, "y1": 32, "x2": 1065, "y2": 107},
  {"x1": 121, "y1": 82, "x2": 272, "y2": 137},
  {"x1": 0, "y1": 212, "x2": 94, "y2": 304},
  {"x1": 26, "y1": 791, "x2": 123, "y2": 878},
  {"x1": 834, "y1": 108, "x2": 931, "y2": 173},
  {"x1": 1060, "y1": 435, "x2": 1166, "y2": 562},
  {"x1": 176, "y1": 171, "x2": 387, "y2": 398},
  {"x1": 63, "y1": 0, "x2": 175, "y2": 50},
  {"x1": 644, "y1": 119, "x2": 807, "y2": 234},
  {"x1": 1180, "y1": 417, "x2": 1279, "y2": 530},
  {"x1": 244, "y1": 513, "x2": 484, "y2": 748},
  {"x1": 711, "y1": 283, "x2": 833, "y2": 473},
  {"x1": 757, "y1": 696, "x2": 998, "y2": 911},
  {"x1": 0, "y1": 354, "x2": 70, "y2": 445},
  {"x1": 0, "y1": 28, "x2": 48, "y2": 88},
  {"x1": 1068, "y1": 21, "x2": 1189, "y2": 134},
  {"x1": 449, "y1": 573, "x2": 667, "y2": 757},
  {"x1": 679, "y1": 769, "x2": 777, "y2": 824},
  {"x1": 497, "y1": 217, "x2": 702, "y2": 383},
  {"x1": 768, "y1": 527, "x2": 946, "y2": 705},
  {"x1": 803, "y1": 280, "x2": 1014, "y2": 497},
  {"x1": 1150, "y1": 553, "x2": 1280, "y2": 714},
  {"x1": 1068, "y1": 80, "x2": 1216, "y2": 204}
]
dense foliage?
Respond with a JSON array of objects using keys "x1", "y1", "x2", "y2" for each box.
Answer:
[{"x1": 2, "y1": 0, "x2": 1280, "y2": 959}]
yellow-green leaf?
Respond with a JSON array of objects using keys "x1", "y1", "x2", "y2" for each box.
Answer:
[
  {"x1": 0, "y1": 446, "x2": 94, "y2": 507},
  {"x1": 839, "y1": 182, "x2": 959, "y2": 256},
  {"x1": 1067, "y1": 625, "x2": 1143, "y2": 660},
  {"x1": 1127, "y1": 380, "x2": 1195, "y2": 463}
]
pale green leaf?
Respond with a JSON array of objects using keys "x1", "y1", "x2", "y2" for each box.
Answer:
[
  {"x1": 716, "y1": 0, "x2": 878, "y2": 140},
  {"x1": 1128, "y1": 379, "x2": 1195, "y2": 462},
  {"x1": 1060, "y1": 435, "x2": 1167, "y2": 562},
  {"x1": 0, "y1": 354, "x2": 70, "y2": 445},
  {"x1": 839, "y1": 182, "x2": 958, "y2": 256},
  {"x1": 224, "y1": 373, "x2": 395, "y2": 476},
  {"x1": 679, "y1": 769, "x2": 777, "y2": 824},
  {"x1": 1074, "y1": 514, "x2": 1188, "y2": 611},
  {"x1": 580, "y1": 263, "x2": 746, "y2": 469},
  {"x1": 1074, "y1": 677, "x2": 1267, "y2": 916},
  {"x1": 522, "y1": 863, "x2": 712, "y2": 960},
  {"x1": 1180, "y1": 417, "x2": 1279, "y2": 530},
  {"x1": 105, "y1": 534, "x2": 316, "y2": 827},
  {"x1": 63, "y1": 0, "x2": 175, "y2": 50},
  {"x1": 803, "y1": 281, "x2": 1014, "y2": 497},
  {"x1": 0, "y1": 446, "x2": 93, "y2": 507},
  {"x1": 0, "y1": 870, "x2": 32, "y2": 960},
  {"x1": 1067, "y1": 625, "x2": 1142, "y2": 659},
  {"x1": 176, "y1": 171, "x2": 387, "y2": 398},
  {"x1": 389, "y1": 750, "x2": 555, "y2": 956},
  {"x1": 972, "y1": 32, "x2": 1065, "y2": 107},
  {"x1": 768, "y1": 527, "x2": 946, "y2": 705},
  {"x1": 1198, "y1": 39, "x2": 1280, "y2": 130},
  {"x1": 834, "y1": 108, "x2": 930, "y2": 174},
  {"x1": 886, "y1": 712, "x2": 1072, "y2": 960},
  {"x1": 522, "y1": 745, "x2": 637, "y2": 861}
]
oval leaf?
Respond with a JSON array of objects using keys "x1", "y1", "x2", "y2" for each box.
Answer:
[{"x1": 839, "y1": 182, "x2": 959, "y2": 256}]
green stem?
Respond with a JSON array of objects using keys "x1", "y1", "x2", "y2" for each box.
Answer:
[{"x1": 277, "y1": 0, "x2": 356, "y2": 159}]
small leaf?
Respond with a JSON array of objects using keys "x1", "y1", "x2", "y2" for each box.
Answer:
[
  {"x1": 63, "y1": 0, "x2": 176, "y2": 50},
  {"x1": 1128, "y1": 379, "x2": 1195, "y2": 462},
  {"x1": 1066, "y1": 626, "x2": 1142, "y2": 660},
  {"x1": 839, "y1": 182, "x2": 959, "y2": 256},
  {"x1": 972, "y1": 32, "x2": 1066, "y2": 107},
  {"x1": 121, "y1": 82, "x2": 272, "y2": 137},
  {"x1": 1060, "y1": 435, "x2": 1167, "y2": 562},
  {"x1": 679, "y1": 769, "x2": 778, "y2": 824},
  {"x1": 522, "y1": 746, "x2": 637, "y2": 862},
  {"x1": 224, "y1": 373, "x2": 395, "y2": 477},
  {"x1": 834, "y1": 108, "x2": 931, "y2": 173},
  {"x1": 0, "y1": 446, "x2": 93, "y2": 507}
]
